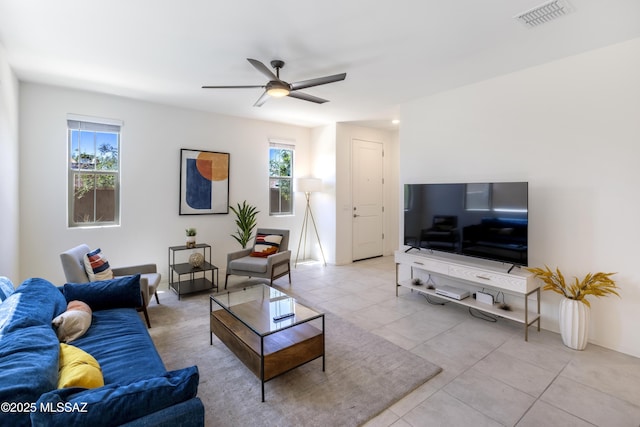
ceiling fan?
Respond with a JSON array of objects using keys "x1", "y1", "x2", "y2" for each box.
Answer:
[{"x1": 202, "y1": 58, "x2": 347, "y2": 107}]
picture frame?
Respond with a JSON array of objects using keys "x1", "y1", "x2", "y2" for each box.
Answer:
[{"x1": 179, "y1": 149, "x2": 229, "y2": 215}]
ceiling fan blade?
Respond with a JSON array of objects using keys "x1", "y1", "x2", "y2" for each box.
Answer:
[
  {"x1": 287, "y1": 91, "x2": 329, "y2": 104},
  {"x1": 290, "y1": 72, "x2": 346, "y2": 91},
  {"x1": 247, "y1": 58, "x2": 279, "y2": 81},
  {"x1": 201, "y1": 85, "x2": 265, "y2": 89},
  {"x1": 253, "y1": 91, "x2": 270, "y2": 107}
]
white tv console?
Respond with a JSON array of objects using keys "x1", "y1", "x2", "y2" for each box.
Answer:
[{"x1": 395, "y1": 249, "x2": 540, "y2": 341}]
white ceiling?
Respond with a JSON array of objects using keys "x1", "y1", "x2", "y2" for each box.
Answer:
[{"x1": 1, "y1": 0, "x2": 639, "y2": 129}]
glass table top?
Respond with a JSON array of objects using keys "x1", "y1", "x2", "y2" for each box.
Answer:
[{"x1": 210, "y1": 284, "x2": 322, "y2": 336}]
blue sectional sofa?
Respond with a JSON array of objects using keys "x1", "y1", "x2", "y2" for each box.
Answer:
[{"x1": 0, "y1": 275, "x2": 204, "y2": 427}]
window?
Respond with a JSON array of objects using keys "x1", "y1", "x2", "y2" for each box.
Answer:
[
  {"x1": 67, "y1": 115, "x2": 121, "y2": 227},
  {"x1": 269, "y1": 142, "x2": 294, "y2": 215}
]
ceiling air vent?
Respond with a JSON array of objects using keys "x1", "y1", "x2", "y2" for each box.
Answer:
[{"x1": 514, "y1": 0, "x2": 571, "y2": 28}]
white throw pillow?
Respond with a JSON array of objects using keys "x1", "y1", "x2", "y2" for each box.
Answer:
[{"x1": 52, "y1": 301, "x2": 93, "y2": 343}]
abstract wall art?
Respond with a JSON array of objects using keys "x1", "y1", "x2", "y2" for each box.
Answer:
[{"x1": 179, "y1": 149, "x2": 229, "y2": 215}]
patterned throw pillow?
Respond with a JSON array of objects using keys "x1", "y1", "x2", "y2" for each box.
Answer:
[
  {"x1": 83, "y1": 248, "x2": 114, "y2": 281},
  {"x1": 250, "y1": 234, "x2": 283, "y2": 257}
]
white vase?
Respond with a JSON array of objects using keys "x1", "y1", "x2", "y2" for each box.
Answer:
[
  {"x1": 559, "y1": 298, "x2": 590, "y2": 350},
  {"x1": 186, "y1": 236, "x2": 196, "y2": 248}
]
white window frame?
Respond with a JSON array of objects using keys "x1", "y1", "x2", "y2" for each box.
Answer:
[
  {"x1": 67, "y1": 114, "x2": 122, "y2": 228},
  {"x1": 268, "y1": 140, "x2": 295, "y2": 216}
]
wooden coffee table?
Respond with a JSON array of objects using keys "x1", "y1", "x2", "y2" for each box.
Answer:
[{"x1": 209, "y1": 284, "x2": 325, "y2": 401}]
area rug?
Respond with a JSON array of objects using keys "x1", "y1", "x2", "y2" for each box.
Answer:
[{"x1": 148, "y1": 290, "x2": 441, "y2": 427}]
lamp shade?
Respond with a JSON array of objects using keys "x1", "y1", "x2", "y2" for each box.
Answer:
[{"x1": 297, "y1": 177, "x2": 323, "y2": 193}]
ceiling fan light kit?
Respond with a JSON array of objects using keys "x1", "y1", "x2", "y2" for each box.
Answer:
[
  {"x1": 202, "y1": 58, "x2": 346, "y2": 107},
  {"x1": 266, "y1": 81, "x2": 290, "y2": 97}
]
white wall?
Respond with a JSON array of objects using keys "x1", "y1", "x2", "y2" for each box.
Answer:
[
  {"x1": 0, "y1": 43, "x2": 20, "y2": 282},
  {"x1": 384, "y1": 130, "x2": 400, "y2": 256},
  {"x1": 18, "y1": 83, "x2": 312, "y2": 285},
  {"x1": 400, "y1": 37, "x2": 640, "y2": 357},
  {"x1": 310, "y1": 124, "x2": 337, "y2": 264}
]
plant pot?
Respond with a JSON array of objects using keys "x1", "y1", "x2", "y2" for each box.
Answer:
[
  {"x1": 559, "y1": 298, "x2": 590, "y2": 350},
  {"x1": 186, "y1": 236, "x2": 196, "y2": 249}
]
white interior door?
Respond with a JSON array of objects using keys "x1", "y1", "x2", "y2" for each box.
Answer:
[{"x1": 352, "y1": 139, "x2": 384, "y2": 261}]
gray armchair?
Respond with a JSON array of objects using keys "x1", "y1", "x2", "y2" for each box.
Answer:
[
  {"x1": 60, "y1": 244, "x2": 161, "y2": 328},
  {"x1": 224, "y1": 228, "x2": 292, "y2": 289}
]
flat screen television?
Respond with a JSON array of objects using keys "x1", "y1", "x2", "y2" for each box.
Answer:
[{"x1": 404, "y1": 182, "x2": 528, "y2": 266}]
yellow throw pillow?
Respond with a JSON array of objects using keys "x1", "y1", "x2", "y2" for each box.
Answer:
[{"x1": 58, "y1": 343, "x2": 104, "y2": 389}]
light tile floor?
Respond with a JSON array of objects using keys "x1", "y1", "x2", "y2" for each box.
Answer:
[{"x1": 277, "y1": 256, "x2": 640, "y2": 427}]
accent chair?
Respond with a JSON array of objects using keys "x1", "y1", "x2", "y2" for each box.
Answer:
[
  {"x1": 60, "y1": 244, "x2": 160, "y2": 328},
  {"x1": 224, "y1": 228, "x2": 292, "y2": 289}
]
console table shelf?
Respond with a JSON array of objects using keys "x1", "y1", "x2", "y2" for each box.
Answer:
[
  {"x1": 169, "y1": 244, "x2": 218, "y2": 299},
  {"x1": 397, "y1": 279, "x2": 539, "y2": 325},
  {"x1": 395, "y1": 250, "x2": 540, "y2": 341}
]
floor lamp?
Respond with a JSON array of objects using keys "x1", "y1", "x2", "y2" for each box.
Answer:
[{"x1": 295, "y1": 177, "x2": 326, "y2": 267}]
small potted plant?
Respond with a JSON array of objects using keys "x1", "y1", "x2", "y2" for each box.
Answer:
[
  {"x1": 185, "y1": 228, "x2": 197, "y2": 248},
  {"x1": 526, "y1": 265, "x2": 619, "y2": 350}
]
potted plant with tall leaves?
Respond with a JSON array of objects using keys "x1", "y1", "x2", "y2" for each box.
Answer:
[
  {"x1": 229, "y1": 201, "x2": 259, "y2": 249},
  {"x1": 526, "y1": 266, "x2": 619, "y2": 350}
]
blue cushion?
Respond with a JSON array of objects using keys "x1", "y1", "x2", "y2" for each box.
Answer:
[
  {"x1": 119, "y1": 398, "x2": 205, "y2": 427},
  {"x1": 0, "y1": 278, "x2": 67, "y2": 427},
  {"x1": 0, "y1": 276, "x2": 14, "y2": 302},
  {"x1": 32, "y1": 366, "x2": 200, "y2": 427},
  {"x1": 0, "y1": 278, "x2": 68, "y2": 336},
  {"x1": 71, "y1": 308, "x2": 166, "y2": 384},
  {"x1": 63, "y1": 274, "x2": 142, "y2": 311}
]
